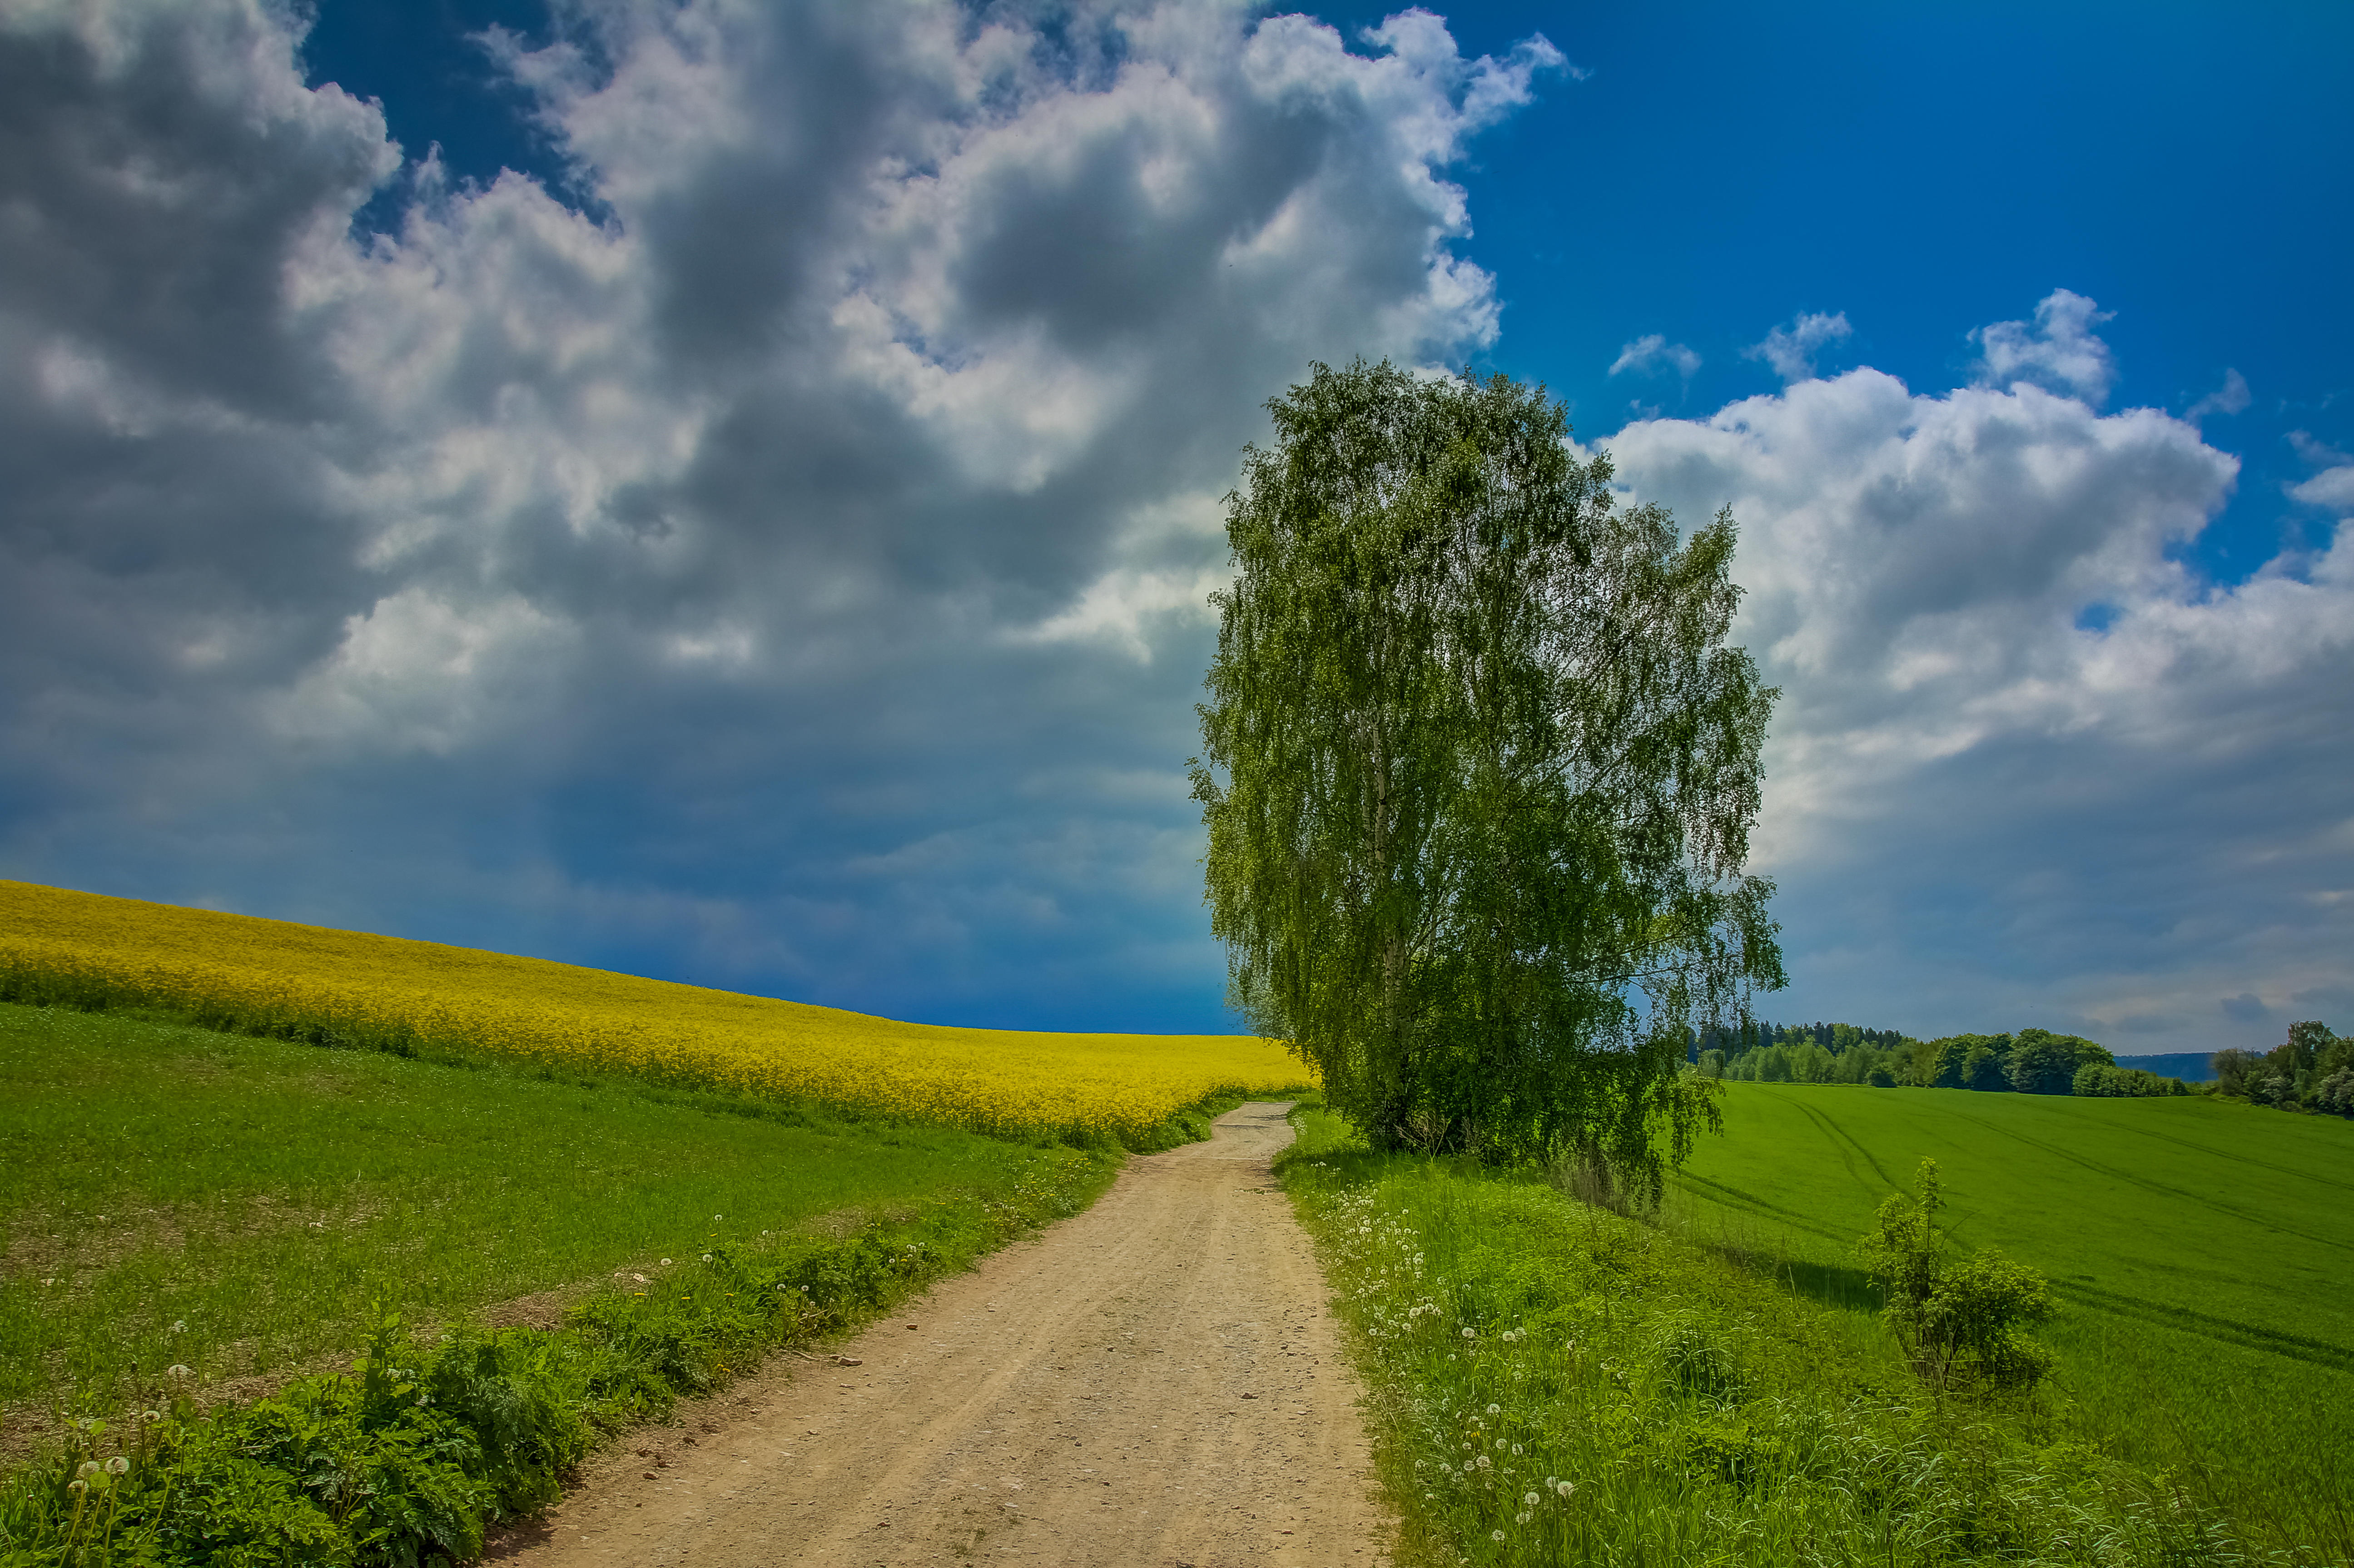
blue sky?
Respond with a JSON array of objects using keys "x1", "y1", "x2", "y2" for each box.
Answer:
[{"x1": 3, "y1": 0, "x2": 2349, "y2": 1050}]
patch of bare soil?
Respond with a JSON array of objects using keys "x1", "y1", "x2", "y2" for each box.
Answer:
[{"x1": 486, "y1": 1102, "x2": 1391, "y2": 1568}]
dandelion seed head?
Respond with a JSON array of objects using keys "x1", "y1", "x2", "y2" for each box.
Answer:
[
  {"x1": 78, "y1": 1461, "x2": 100, "y2": 1479},
  {"x1": 106, "y1": 1457, "x2": 129, "y2": 1475},
  {"x1": 1485, "y1": 1403, "x2": 1500, "y2": 1416},
  {"x1": 1524, "y1": 1491, "x2": 1540, "y2": 1506},
  {"x1": 1492, "y1": 1529, "x2": 1506, "y2": 1542}
]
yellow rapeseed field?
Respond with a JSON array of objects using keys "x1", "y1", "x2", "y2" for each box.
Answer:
[{"x1": 0, "y1": 880, "x2": 1310, "y2": 1143}]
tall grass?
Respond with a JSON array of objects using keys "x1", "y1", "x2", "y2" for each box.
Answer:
[{"x1": 1279, "y1": 1105, "x2": 2291, "y2": 1568}]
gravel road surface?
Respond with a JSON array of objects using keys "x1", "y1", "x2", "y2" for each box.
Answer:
[{"x1": 488, "y1": 1101, "x2": 1391, "y2": 1568}]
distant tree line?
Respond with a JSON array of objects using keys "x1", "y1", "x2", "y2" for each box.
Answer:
[
  {"x1": 1693, "y1": 1021, "x2": 2190, "y2": 1097},
  {"x1": 2211, "y1": 1021, "x2": 2353, "y2": 1117}
]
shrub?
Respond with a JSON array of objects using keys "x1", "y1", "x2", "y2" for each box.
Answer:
[{"x1": 1860, "y1": 1158, "x2": 2053, "y2": 1395}]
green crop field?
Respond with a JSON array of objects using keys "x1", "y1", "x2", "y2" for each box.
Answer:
[
  {"x1": 1673, "y1": 1082, "x2": 2354, "y2": 1553},
  {"x1": 0, "y1": 1001, "x2": 1114, "y2": 1433}
]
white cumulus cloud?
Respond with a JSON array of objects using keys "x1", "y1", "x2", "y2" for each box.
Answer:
[
  {"x1": 1744, "y1": 310, "x2": 1852, "y2": 384},
  {"x1": 1608, "y1": 333, "x2": 1700, "y2": 378},
  {"x1": 1970, "y1": 287, "x2": 2118, "y2": 405},
  {"x1": 1604, "y1": 294, "x2": 2354, "y2": 1051}
]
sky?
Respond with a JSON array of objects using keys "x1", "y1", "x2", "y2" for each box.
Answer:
[{"x1": 2, "y1": 0, "x2": 2348, "y2": 1051}]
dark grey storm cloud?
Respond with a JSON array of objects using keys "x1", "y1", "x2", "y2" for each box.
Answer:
[{"x1": 0, "y1": 0, "x2": 1560, "y2": 1027}]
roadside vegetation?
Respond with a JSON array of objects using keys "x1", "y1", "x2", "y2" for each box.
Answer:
[
  {"x1": 0, "y1": 1000, "x2": 1121, "y2": 1564},
  {"x1": 1286, "y1": 1089, "x2": 2351, "y2": 1566}
]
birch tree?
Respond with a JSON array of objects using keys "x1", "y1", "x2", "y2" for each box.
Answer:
[{"x1": 1191, "y1": 359, "x2": 1783, "y2": 1190}]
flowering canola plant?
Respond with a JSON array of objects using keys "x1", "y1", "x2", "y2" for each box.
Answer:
[{"x1": 0, "y1": 881, "x2": 1311, "y2": 1142}]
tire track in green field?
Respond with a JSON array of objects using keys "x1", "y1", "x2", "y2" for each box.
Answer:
[
  {"x1": 2053, "y1": 1280, "x2": 2354, "y2": 1375},
  {"x1": 1674, "y1": 1171, "x2": 1854, "y2": 1247},
  {"x1": 1788, "y1": 1097, "x2": 1902, "y2": 1196},
  {"x1": 1936, "y1": 1103, "x2": 2354, "y2": 1258},
  {"x1": 2089, "y1": 1117, "x2": 2354, "y2": 1196}
]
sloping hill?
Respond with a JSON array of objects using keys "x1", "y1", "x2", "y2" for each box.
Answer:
[
  {"x1": 1675, "y1": 1083, "x2": 2354, "y2": 1550},
  {"x1": 0, "y1": 880, "x2": 1306, "y2": 1146}
]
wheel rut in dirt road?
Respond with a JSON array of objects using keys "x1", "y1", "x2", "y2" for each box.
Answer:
[{"x1": 488, "y1": 1101, "x2": 1392, "y2": 1568}]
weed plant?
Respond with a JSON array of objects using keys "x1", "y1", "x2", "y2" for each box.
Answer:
[{"x1": 1279, "y1": 1105, "x2": 2285, "y2": 1568}]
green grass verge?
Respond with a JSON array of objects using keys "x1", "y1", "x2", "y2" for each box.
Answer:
[
  {"x1": 1672, "y1": 1083, "x2": 2354, "y2": 1557},
  {"x1": 1278, "y1": 1103, "x2": 2302, "y2": 1568},
  {"x1": 0, "y1": 1002, "x2": 1119, "y2": 1421},
  {"x1": 0, "y1": 1001, "x2": 1117, "y2": 1565}
]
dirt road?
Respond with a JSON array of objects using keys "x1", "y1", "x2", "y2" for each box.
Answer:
[{"x1": 488, "y1": 1102, "x2": 1391, "y2": 1568}]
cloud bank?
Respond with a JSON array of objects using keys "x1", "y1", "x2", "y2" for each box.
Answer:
[
  {"x1": 0, "y1": 0, "x2": 1560, "y2": 1027},
  {"x1": 1607, "y1": 293, "x2": 2354, "y2": 1048}
]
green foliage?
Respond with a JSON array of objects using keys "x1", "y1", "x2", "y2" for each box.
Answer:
[
  {"x1": 2071, "y1": 1062, "x2": 2191, "y2": 1097},
  {"x1": 2214, "y1": 1020, "x2": 2354, "y2": 1116},
  {"x1": 1279, "y1": 1108, "x2": 2255, "y2": 1568},
  {"x1": 1708, "y1": 1021, "x2": 2179, "y2": 1098},
  {"x1": 1194, "y1": 359, "x2": 1783, "y2": 1187},
  {"x1": 1675, "y1": 1082, "x2": 2354, "y2": 1562},
  {"x1": 1860, "y1": 1159, "x2": 2054, "y2": 1395}
]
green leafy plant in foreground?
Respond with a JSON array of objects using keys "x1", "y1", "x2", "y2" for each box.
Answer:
[{"x1": 1280, "y1": 1104, "x2": 2275, "y2": 1568}]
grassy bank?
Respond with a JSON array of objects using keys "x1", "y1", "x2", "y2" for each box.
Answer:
[
  {"x1": 0, "y1": 1001, "x2": 1120, "y2": 1564},
  {"x1": 1674, "y1": 1083, "x2": 2354, "y2": 1554},
  {"x1": 0, "y1": 1001, "x2": 1117, "y2": 1424},
  {"x1": 1279, "y1": 1103, "x2": 2307, "y2": 1567}
]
